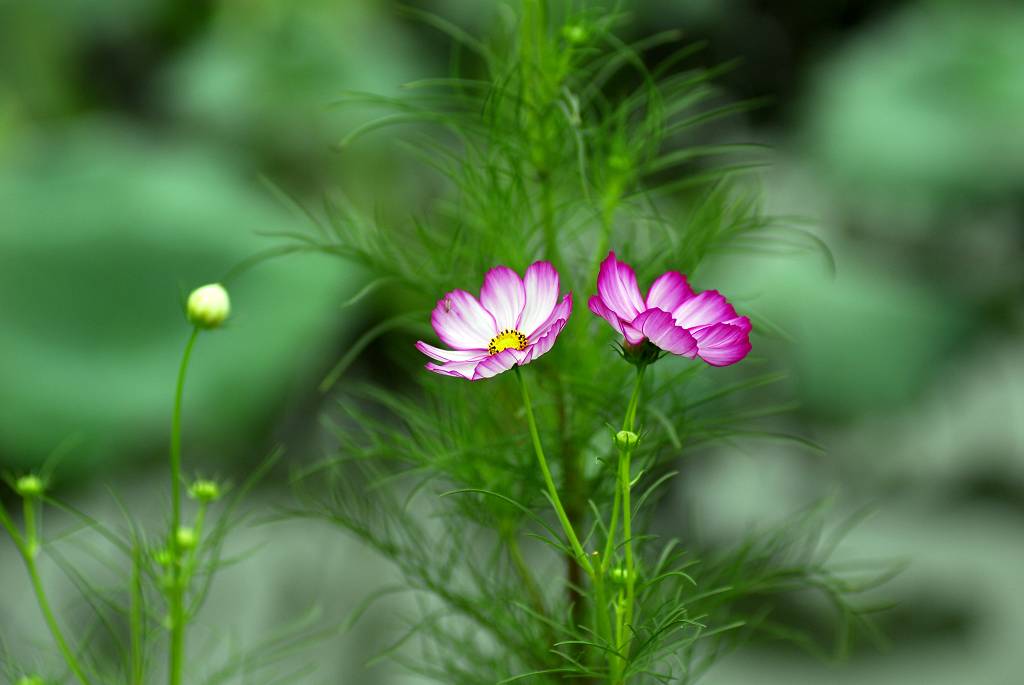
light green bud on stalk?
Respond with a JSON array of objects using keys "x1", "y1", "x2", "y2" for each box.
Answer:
[
  {"x1": 608, "y1": 153, "x2": 632, "y2": 173},
  {"x1": 188, "y1": 479, "x2": 222, "y2": 503},
  {"x1": 609, "y1": 566, "x2": 634, "y2": 585},
  {"x1": 154, "y1": 549, "x2": 173, "y2": 566},
  {"x1": 175, "y1": 526, "x2": 197, "y2": 551},
  {"x1": 186, "y1": 283, "x2": 230, "y2": 329},
  {"x1": 14, "y1": 474, "x2": 45, "y2": 498},
  {"x1": 561, "y1": 24, "x2": 588, "y2": 44},
  {"x1": 615, "y1": 430, "x2": 639, "y2": 451},
  {"x1": 17, "y1": 676, "x2": 46, "y2": 685}
]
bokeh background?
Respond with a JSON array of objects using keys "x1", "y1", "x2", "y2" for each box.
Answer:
[{"x1": 2, "y1": 0, "x2": 1022, "y2": 683}]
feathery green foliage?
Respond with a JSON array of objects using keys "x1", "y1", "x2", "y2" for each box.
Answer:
[{"x1": 284, "y1": 2, "x2": 885, "y2": 684}]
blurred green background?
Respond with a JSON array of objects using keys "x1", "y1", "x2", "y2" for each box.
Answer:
[{"x1": 1, "y1": 0, "x2": 1021, "y2": 683}]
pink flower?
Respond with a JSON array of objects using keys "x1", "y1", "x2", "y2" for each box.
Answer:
[
  {"x1": 417, "y1": 262, "x2": 573, "y2": 380},
  {"x1": 588, "y1": 252, "x2": 751, "y2": 366}
]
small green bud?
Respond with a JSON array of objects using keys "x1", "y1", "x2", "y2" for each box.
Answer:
[
  {"x1": 609, "y1": 566, "x2": 635, "y2": 585},
  {"x1": 14, "y1": 474, "x2": 45, "y2": 498},
  {"x1": 188, "y1": 479, "x2": 222, "y2": 503},
  {"x1": 187, "y1": 283, "x2": 230, "y2": 329},
  {"x1": 17, "y1": 676, "x2": 46, "y2": 685},
  {"x1": 608, "y1": 153, "x2": 632, "y2": 173},
  {"x1": 175, "y1": 526, "x2": 197, "y2": 551},
  {"x1": 154, "y1": 549, "x2": 173, "y2": 566},
  {"x1": 615, "y1": 430, "x2": 639, "y2": 451},
  {"x1": 561, "y1": 24, "x2": 588, "y2": 44}
]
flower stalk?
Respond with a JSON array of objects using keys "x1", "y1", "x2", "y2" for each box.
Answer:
[
  {"x1": 611, "y1": 365, "x2": 646, "y2": 683},
  {"x1": 0, "y1": 491, "x2": 92, "y2": 685},
  {"x1": 168, "y1": 326, "x2": 199, "y2": 685},
  {"x1": 514, "y1": 366, "x2": 619, "y2": 673}
]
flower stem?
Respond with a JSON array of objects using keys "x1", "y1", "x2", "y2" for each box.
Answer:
[
  {"x1": 514, "y1": 367, "x2": 592, "y2": 577},
  {"x1": 514, "y1": 367, "x2": 617, "y2": 672},
  {"x1": 0, "y1": 496, "x2": 92, "y2": 685},
  {"x1": 168, "y1": 327, "x2": 200, "y2": 685},
  {"x1": 614, "y1": 366, "x2": 646, "y2": 681}
]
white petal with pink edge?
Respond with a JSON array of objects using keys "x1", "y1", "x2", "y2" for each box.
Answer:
[
  {"x1": 415, "y1": 341, "x2": 489, "y2": 363},
  {"x1": 518, "y1": 261, "x2": 560, "y2": 337},
  {"x1": 690, "y1": 322, "x2": 752, "y2": 366},
  {"x1": 671, "y1": 290, "x2": 739, "y2": 329},
  {"x1": 645, "y1": 271, "x2": 695, "y2": 312},
  {"x1": 480, "y1": 266, "x2": 526, "y2": 331},
  {"x1": 430, "y1": 289, "x2": 497, "y2": 350},
  {"x1": 597, "y1": 252, "x2": 645, "y2": 321}
]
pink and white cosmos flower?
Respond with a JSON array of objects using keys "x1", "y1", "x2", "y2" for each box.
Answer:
[
  {"x1": 588, "y1": 252, "x2": 751, "y2": 367},
  {"x1": 417, "y1": 261, "x2": 573, "y2": 380}
]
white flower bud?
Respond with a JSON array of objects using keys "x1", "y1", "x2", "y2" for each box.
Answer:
[{"x1": 187, "y1": 283, "x2": 230, "y2": 329}]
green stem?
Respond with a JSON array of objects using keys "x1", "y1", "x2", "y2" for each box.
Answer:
[
  {"x1": 131, "y1": 545, "x2": 145, "y2": 685},
  {"x1": 506, "y1": 530, "x2": 546, "y2": 617},
  {"x1": 515, "y1": 367, "x2": 592, "y2": 577},
  {"x1": 515, "y1": 367, "x2": 617, "y2": 674},
  {"x1": 615, "y1": 366, "x2": 646, "y2": 682},
  {"x1": 168, "y1": 327, "x2": 200, "y2": 685},
  {"x1": 13, "y1": 496, "x2": 93, "y2": 685}
]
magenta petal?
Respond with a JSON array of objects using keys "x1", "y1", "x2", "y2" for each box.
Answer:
[
  {"x1": 480, "y1": 265, "x2": 526, "y2": 331},
  {"x1": 597, "y1": 252, "x2": 645, "y2": 321},
  {"x1": 646, "y1": 271, "x2": 695, "y2": 312},
  {"x1": 671, "y1": 290, "x2": 740, "y2": 329},
  {"x1": 415, "y1": 341, "x2": 488, "y2": 363},
  {"x1": 690, "y1": 322, "x2": 752, "y2": 366},
  {"x1": 431, "y1": 289, "x2": 497, "y2": 350},
  {"x1": 588, "y1": 294, "x2": 625, "y2": 334},
  {"x1": 631, "y1": 308, "x2": 699, "y2": 357},
  {"x1": 519, "y1": 261, "x2": 560, "y2": 337},
  {"x1": 589, "y1": 295, "x2": 643, "y2": 344}
]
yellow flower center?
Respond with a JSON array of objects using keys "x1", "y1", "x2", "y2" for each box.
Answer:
[{"x1": 488, "y1": 329, "x2": 528, "y2": 355}]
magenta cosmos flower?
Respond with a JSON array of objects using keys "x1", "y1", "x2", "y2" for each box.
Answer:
[
  {"x1": 417, "y1": 262, "x2": 573, "y2": 380},
  {"x1": 588, "y1": 252, "x2": 751, "y2": 366}
]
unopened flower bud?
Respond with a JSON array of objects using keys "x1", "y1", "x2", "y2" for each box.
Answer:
[
  {"x1": 188, "y1": 479, "x2": 222, "y2": 503},
  {"x1": 609, "y1": 566, "x2": 635, "y2": 585},
  {"x1": 154, "y1": 549, "x2": 173, "y2": 566},
  {"x1": 175, "y1": 526, "x2": 197, "y2": 551},
  {"x1": 187, "y1": 283, "x2": 230, "y2": 329},
  {"x1": 14, "y1": 474, "x2": 45, "y2": 498},
  {"x1": 17, "y1": 676, "x2": 46, "y2": 685},
  {"x1": 608, "y1": 153, "x2": 632, "y2": 173},
  {"x1": 615, "y1": 430, "x2": 639, "y2": 451},
  {"x1": 562, "y1": 24, "x2": 588, "y2": 44}
]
